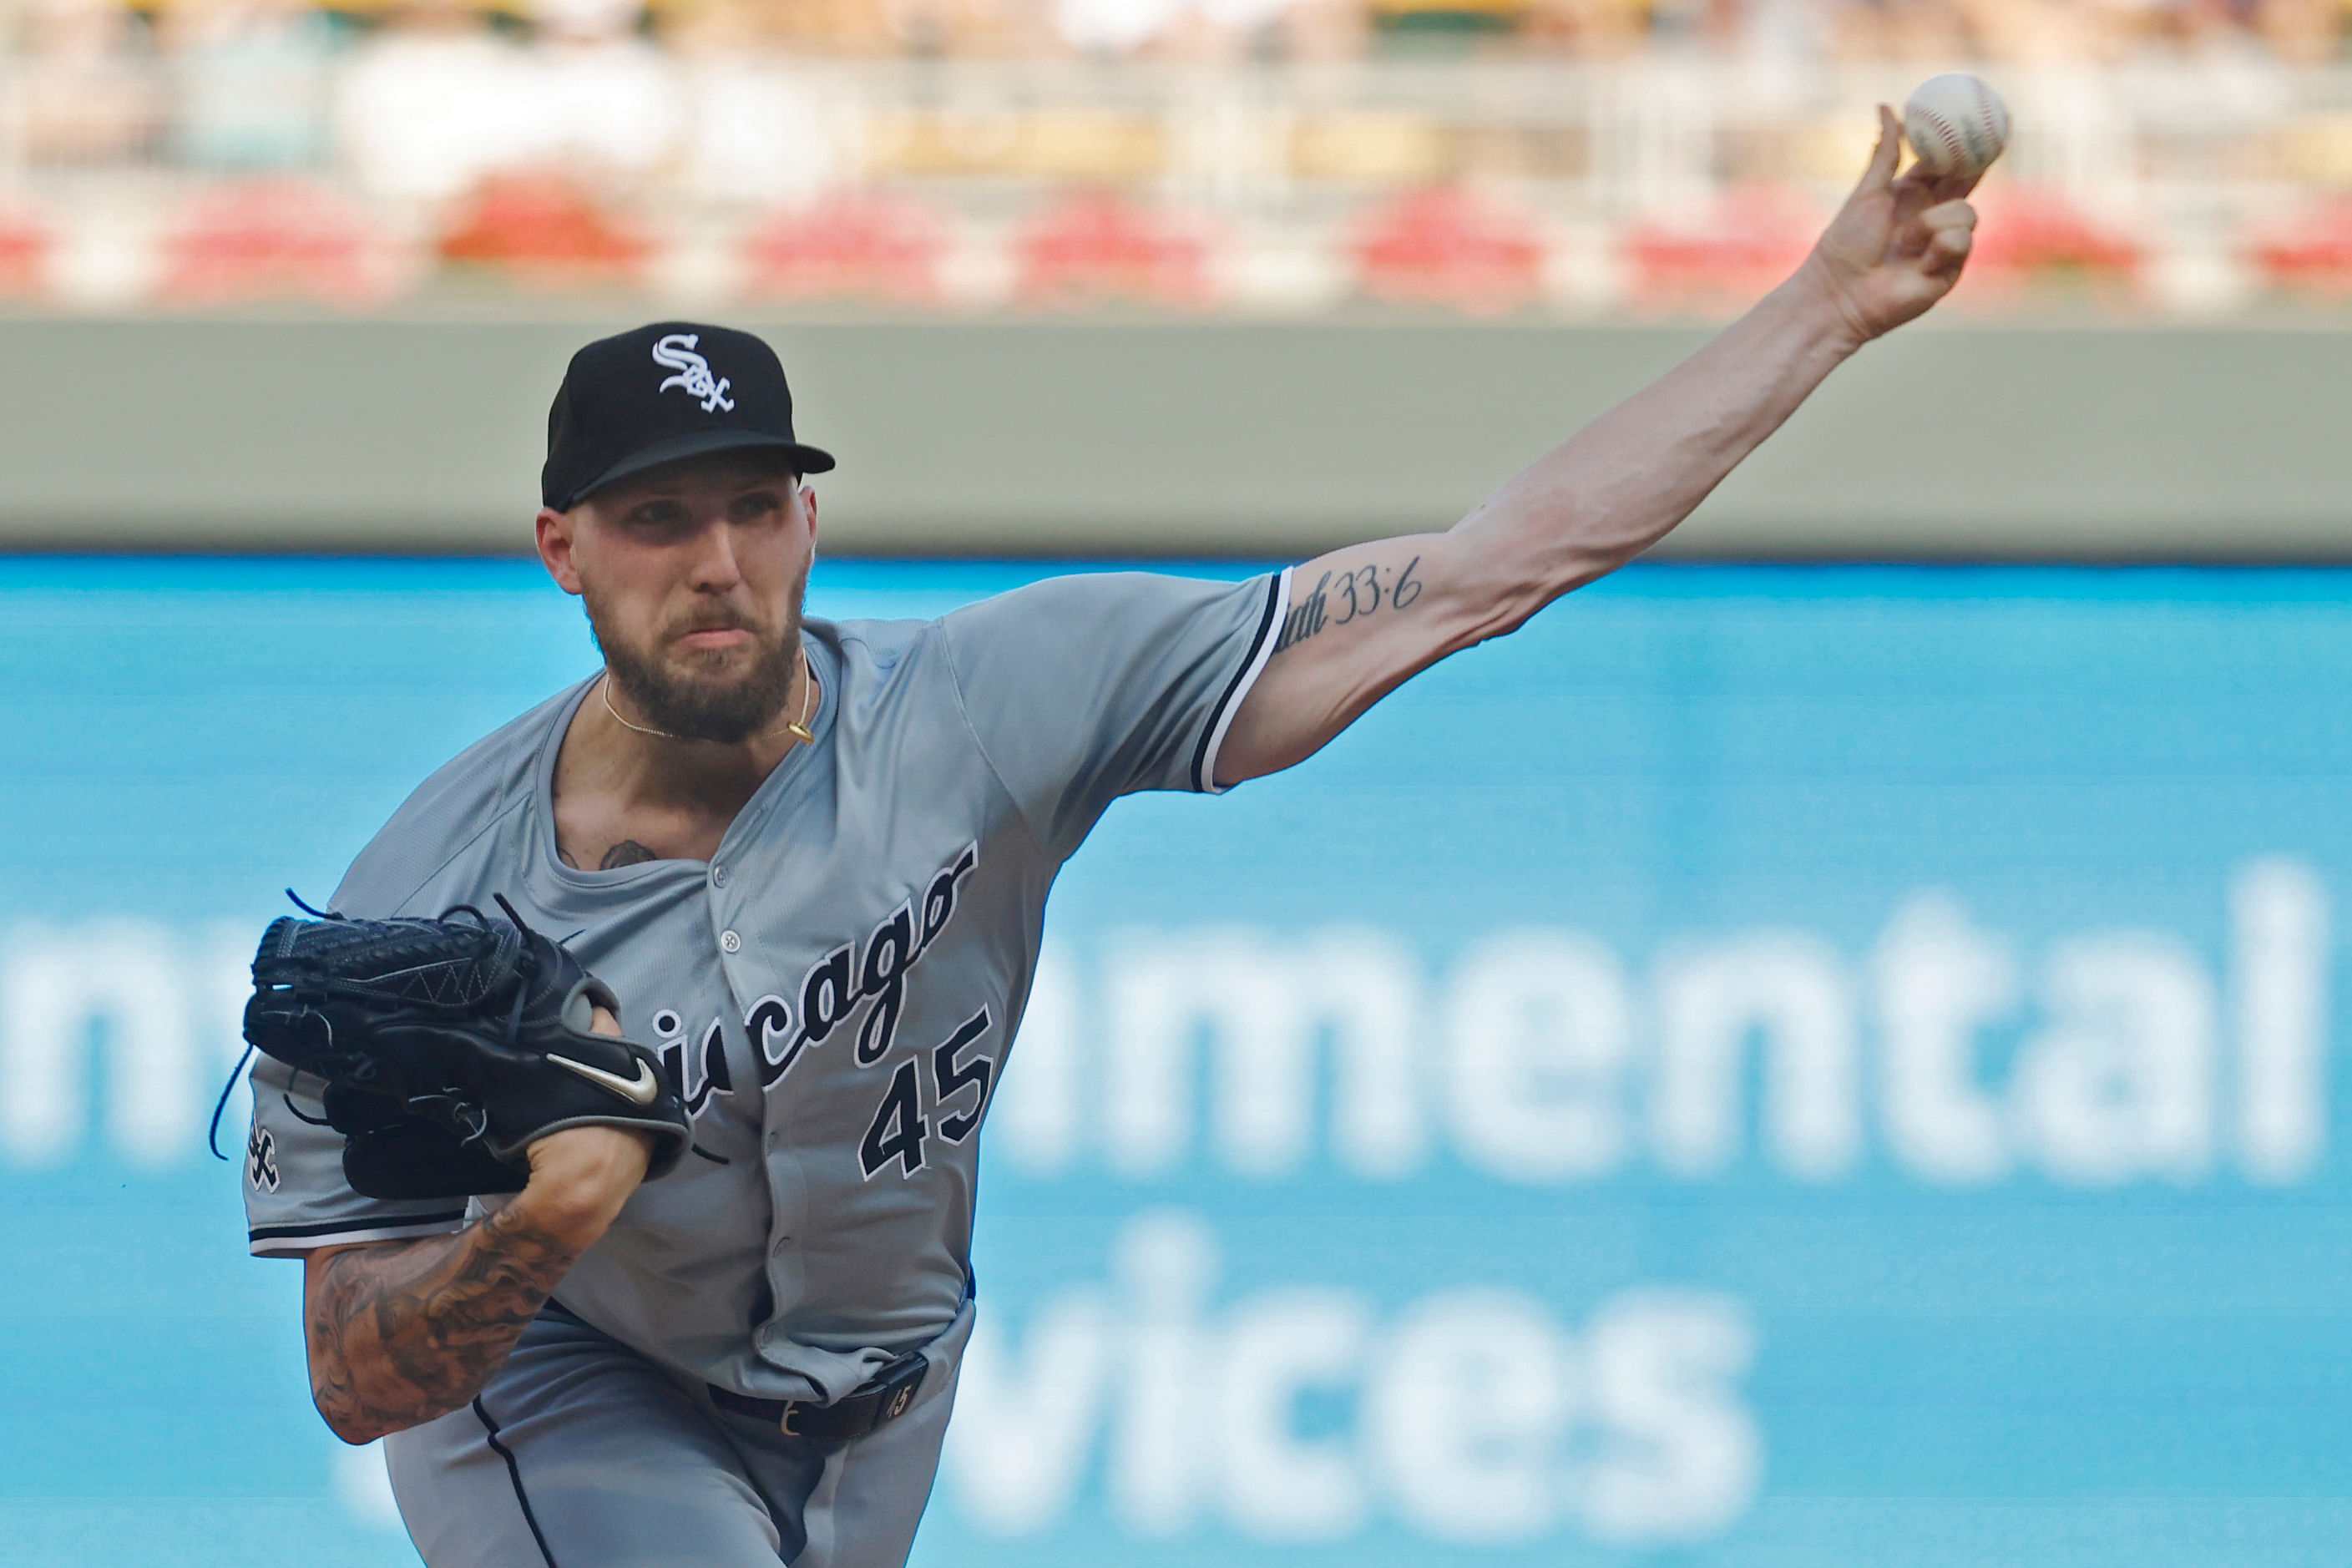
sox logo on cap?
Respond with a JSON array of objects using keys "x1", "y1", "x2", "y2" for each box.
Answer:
[{"x1": 653, "y1": 333, "x2": 736, "y2": 413}]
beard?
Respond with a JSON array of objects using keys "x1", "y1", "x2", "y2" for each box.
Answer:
[{"x1": 585, "y1": 592, "x2": 803, "y2": 745}]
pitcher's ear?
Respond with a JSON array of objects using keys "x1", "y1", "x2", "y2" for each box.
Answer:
[{"x1": 537, "y1": 505, "x2": 585, "y2": 596}]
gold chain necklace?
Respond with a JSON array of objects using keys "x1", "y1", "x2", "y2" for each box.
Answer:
[{"x1": 599, "y1": 653, "x2": 817, "y2": 746}]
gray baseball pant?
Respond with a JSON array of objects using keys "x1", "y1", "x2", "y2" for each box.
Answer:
[{"x1": 382, "y1": 1300, "x2": 973, "y2": 1567}]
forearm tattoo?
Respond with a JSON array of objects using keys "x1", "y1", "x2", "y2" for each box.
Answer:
[
  {"x1": 1273, "y1": 554, "x2": 1424, "y2": 652},
  {"x1": 306, "y1": 1202, "x2": 581, "y2": 1440}
]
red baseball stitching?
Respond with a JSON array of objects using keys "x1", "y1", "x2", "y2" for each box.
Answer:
[{"x1": 1914, "y1": 109, "x2": 1966, "y2": 170}]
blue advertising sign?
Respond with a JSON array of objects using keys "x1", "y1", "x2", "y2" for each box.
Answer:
[{"x1": 3, "y1": 559, "x2": 2349, "y2": 1566}]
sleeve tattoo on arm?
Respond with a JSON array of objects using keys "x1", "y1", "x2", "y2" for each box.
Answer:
[
  {"x1": 306, "y1": 1202, "x2": 579, "y2": 1440},
  {"x1": 1274, "y1": 554, "x2": 1424, "y2": 653}
]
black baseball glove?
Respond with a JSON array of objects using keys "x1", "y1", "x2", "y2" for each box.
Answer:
[{"x1": 241, "y1": 898, "x2": 693, "y2": 1201}]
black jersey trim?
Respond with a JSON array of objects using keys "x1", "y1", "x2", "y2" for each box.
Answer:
[
  {"x1": 248, "y1": 1211, "x2": 466, "y2": 1239},
  {"x1": 474, "y1": 1396, "x2": 559, "y2": 1567},
  {"x1": 1191, "y1": 569, "x2": 1290, "y2": 794},
  {"x1": 247, "y1": 1211, "x2": 468, "y2": 1248}
]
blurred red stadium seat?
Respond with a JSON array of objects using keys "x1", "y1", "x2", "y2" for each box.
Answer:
[
  {"x1": 154, "y1": 180, "x2": 396, "y2": 308},
  {"x1": 0, "y1": 206, "x2": 53, "y2": 299},
  {"x1": 741, "y1": 192, "x2": 947, "y2": 306},
  {"x1": 1014, "y1": 191, "x2": 1214, "y2": 310},
  {"x1": 1353, "y1": 185, "x2": 1544, "y2": 316},
  {"x1": 1953, "y1": 186, "x2": 2142, "y2": 307},
  {"x1": 2252, "y1": 198, "x2": 2352, "y2": 297},
  {"x1": 437, "y1": 172, "x2": 650, "y2": 289},
  {"x1": 1621, "y1": 185, "x2": 1820, "y2": 316}
]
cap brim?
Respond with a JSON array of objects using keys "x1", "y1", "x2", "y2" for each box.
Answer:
[{"x1": 566, "y1": 429, "x2": 836, "y2": 508}]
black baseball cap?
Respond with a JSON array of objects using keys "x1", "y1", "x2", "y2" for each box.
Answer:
[{"x1": 541, "y1": 321, "x2": 836, "y2": 511}]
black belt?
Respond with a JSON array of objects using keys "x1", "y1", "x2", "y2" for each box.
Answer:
[{"x1": 708, "y1": 1352, "x2": 928, "y2": 1443}]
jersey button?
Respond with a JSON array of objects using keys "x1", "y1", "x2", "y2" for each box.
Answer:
[
  {"x1": 720, "y1": 929, "x2": 742, "y2": 953},
  {"x1": 771, "y1": 1236, "x2": 793, "y2": 1257},
  {"x1": 711, "y1": 864, "x2": 730, "y2": 888}
]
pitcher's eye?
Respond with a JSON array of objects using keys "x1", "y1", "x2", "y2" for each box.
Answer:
[
  {"x1": 625, "y1": 499, "x2": 690, "y2": 533},
  {"x1": 731, "y1": 490, "x2": 784, "y2": 524}
]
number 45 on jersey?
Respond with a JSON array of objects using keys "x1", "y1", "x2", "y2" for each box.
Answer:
[{"x1": 860, "y1": 1006, "x2": 994, "y2": 1180}]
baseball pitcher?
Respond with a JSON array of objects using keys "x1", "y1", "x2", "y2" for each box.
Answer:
[{"x1": 240, "y1": 114, "x2": 1975, "y2": 1567}]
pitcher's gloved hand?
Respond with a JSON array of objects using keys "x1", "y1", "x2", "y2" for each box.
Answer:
[{"x1": 241, "y1": 899, "x2": 690, "y2": 1201}]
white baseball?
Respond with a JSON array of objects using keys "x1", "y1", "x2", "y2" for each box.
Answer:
[{"x1": 1903, "y1": 73, "x2": 2009, "y2": 183}]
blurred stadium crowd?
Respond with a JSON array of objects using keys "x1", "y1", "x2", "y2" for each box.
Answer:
[{"x1": 3, "y1": 0, "x2": 2352, "y2": 314}]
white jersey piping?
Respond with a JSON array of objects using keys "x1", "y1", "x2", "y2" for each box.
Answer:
[
  {"x1": 248, "y1": 1215, "x2": 470, "y2": 1257},
  {"x1": 1196, "y1": 567, "x2": 1292, "y2": 795}
]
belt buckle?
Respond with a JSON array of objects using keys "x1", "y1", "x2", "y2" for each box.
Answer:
[{"x1": 775, "y1": 1350, "x2": 927, "y2": 1442}]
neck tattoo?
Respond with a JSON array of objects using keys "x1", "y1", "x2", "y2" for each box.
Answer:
[{"x1": 599, "y1": 653, "x2": 817, "y2": 747}]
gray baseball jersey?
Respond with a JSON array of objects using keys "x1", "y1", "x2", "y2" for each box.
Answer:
[{"x1": 243, "y1": 568, "x2": 1289, "y2": 1404}]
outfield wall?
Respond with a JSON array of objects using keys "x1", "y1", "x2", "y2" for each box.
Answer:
[
  {"x1": 3, "y1": 316, "x2": 2348, "y2": 560},
  {"x1": 8, "y1": 558, "x2": 2352, "y2": 1567}
]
